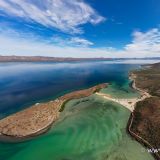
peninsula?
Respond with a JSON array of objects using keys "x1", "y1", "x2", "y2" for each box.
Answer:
[
  {"x1": 0, "y1": 83, "x2": 107, "y2": 139},
  {"x1": 128, "y1": 62, "x2": 160, "y2": 159}
]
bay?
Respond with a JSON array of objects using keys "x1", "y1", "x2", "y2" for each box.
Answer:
[{"x1": 0, "y1": 60, "x2": 158, "y2": 160}]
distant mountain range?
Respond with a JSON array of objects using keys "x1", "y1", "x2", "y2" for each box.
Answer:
[{"x1": 0, "y1": 55, "x2": 160, "y2": 62}]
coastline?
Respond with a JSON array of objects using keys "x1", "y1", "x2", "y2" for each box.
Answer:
[
  {"x1": 0, "y1": 122, "x2": 53, "y2": 143},
  {"x1": 127, "y1": 112, "x2": 160, "y2": 160},
  {"x1": 0, "y1": 67, "x2": 158, "y2": 160},
  {"x1": 96, "y1": 92, "x2": 136, "y2": 111},
  {"x1": 129, "y1": 73, "x2": 151, "y2": 99},
  {"x1": 0, "y1": 83, "x2": 107, "y2": 141},
  {"x1": 95, "y1": 72, "x2": 157, "y2": 159},
  {"x1": 96, "y1": 73, "x2": 151, "y2": 112},
  {"x1": 128, "y1": 73, "x2": 159, "y2": 160}
]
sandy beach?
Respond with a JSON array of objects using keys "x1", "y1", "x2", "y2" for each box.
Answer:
[{"x1": 96, "y1": 74, "x2": 151, "y2": 112}]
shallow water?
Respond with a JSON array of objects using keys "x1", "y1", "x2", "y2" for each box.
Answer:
[
  {"x1": 0, "y1": 95, "x2": 154, "y2": 160},
  {"x1": 100, "y1": 81, "x2": 141, "y2": 99},
  {"x1": 0, "y1": 60, "x2": 158, "y2": 160}
]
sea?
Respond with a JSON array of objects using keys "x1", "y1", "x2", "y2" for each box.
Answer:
[{"x1": 0, "y1": 59, "x2": 159, "y2": 160}]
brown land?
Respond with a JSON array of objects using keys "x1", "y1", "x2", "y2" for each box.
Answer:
[
  {"x1": 0, "y1": 55, "x2": 112, "y2": 62},
  {"x1": 0, "y1": 55, "x2": 159, "y2": 62},
  {"x1": 128, "y1": 62, "x2": 160, "y2": 159},
  {"x1": 0, "y1": 83, "x2": 107, "y2": 139}
]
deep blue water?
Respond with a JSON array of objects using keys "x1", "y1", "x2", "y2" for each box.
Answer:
[
  {"x1": 0, "y1": 60, "x2": 159, "y2": 160},
  {"x1": 0, "y1": 60, "x2": 158, "y2": 118}
]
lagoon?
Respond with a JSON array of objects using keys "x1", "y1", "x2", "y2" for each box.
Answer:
[{"x1": 0, "y1": 60, "x2": 158, "y2": 160}]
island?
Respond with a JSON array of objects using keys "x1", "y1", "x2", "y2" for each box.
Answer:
[
  {"x1": 0, "y1": 83, "x2": 107, "y2": 139},
  {"x1": 128, "y1": 62, "x2": 160, "y2": 159}
]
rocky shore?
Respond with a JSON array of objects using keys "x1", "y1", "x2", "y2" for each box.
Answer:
[
  {"x1": 128, "y1": 63, "x2": 160, "y2": 160},
  {"x1": 0, "y1": 83, "x2": 107, "y2": 139}
]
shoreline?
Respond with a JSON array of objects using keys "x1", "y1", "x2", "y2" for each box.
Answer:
[
  {"x1": 0, "y1": 70, "x2": 157, "y2": 160},
  {"x1": 127, "y1": 73, "x2": 159, "y2": 160},
  {"x1": 96, "y1": 73, "x2": 157, "y2": 159},
  {"x1": 127, "y1": 112, "x2": 160, "y2": 160},
  {"x1": 129, "y1": 73, "x2": 151, "y2": 99},
  {"x1": 0, "y1": 83, "x2": 107, "y2": 141},
  {"x1": 96, "y1": 92, "x2": 137, "y2": 112},
  {"x1": 0, "y1": 122, "x2": 53, "y2": 143},
  {"x1": 96, "y1": 74, "x2": 151, "y2": 112}
]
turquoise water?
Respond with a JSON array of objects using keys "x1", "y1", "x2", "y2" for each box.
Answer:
[
  {"x1": 0, "y1": 95, "x2": 154, "y2": 160},
  {"x1": 0, "y1": 61, "x2": 157, "y2": 160},
  {"x1": 100, "y1": 81, "x2": 141, "y2": 99}
]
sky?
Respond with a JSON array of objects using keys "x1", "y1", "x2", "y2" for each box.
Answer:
[{"x1": 0, "y1": 0, "x2": 160, "y2": 58}]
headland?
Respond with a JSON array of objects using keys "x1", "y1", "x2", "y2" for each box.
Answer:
[
  {"x1": 128, "y1": 62, "x2": 160, "y2": 160},
  {"x1": 0, "y1": 83, "x2": 107, "y2": 139}
]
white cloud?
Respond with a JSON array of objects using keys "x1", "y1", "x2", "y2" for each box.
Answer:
[
  {"x1": 0, "y1": 26, "x2": 94, "y2": 47},
  {"x1": 0, "y1": 0, "x2": 105, "y2": 33},
  {"x1": 123, "y1": 28, "x2": 160, "y2": 57},
  {"x1": 0, "y1": 28, "x2": 160, "y2": 58},
  {"x1": 0, "y1": 35, "x2": 109, "y2": 57},
  {"x1": 50, "y1": 36, "x2": 94, "y2": 47},
  {"x1": 69, "y1": 37, "x2": 94, "y2": 47}
]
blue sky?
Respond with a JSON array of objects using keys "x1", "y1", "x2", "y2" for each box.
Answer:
[{"x1": 0, "y1": 0, "x2": 160, "y2": 58}]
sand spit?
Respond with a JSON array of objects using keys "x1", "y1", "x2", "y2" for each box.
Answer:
[
  {"x1": 0, "y1": 83, "x2": 107, "y2": 139},
  {"x1": 96, "y1": 92, "x2": 137, "y2": 111},
  {"x1": 96, "y1": 74, "x2": 151, "y2": 112}
]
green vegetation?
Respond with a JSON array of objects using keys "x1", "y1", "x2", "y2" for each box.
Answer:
[{"x1": 59, "y1": 100, "x2": 70, "y2": 112}]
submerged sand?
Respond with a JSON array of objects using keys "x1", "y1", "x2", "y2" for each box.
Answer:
[
  {"x1": 0, "y1": 74, "x2": 151, "y2": 139},
  {"x1": 96, "y1": 73, "x2": 151, "y2": 112}
]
